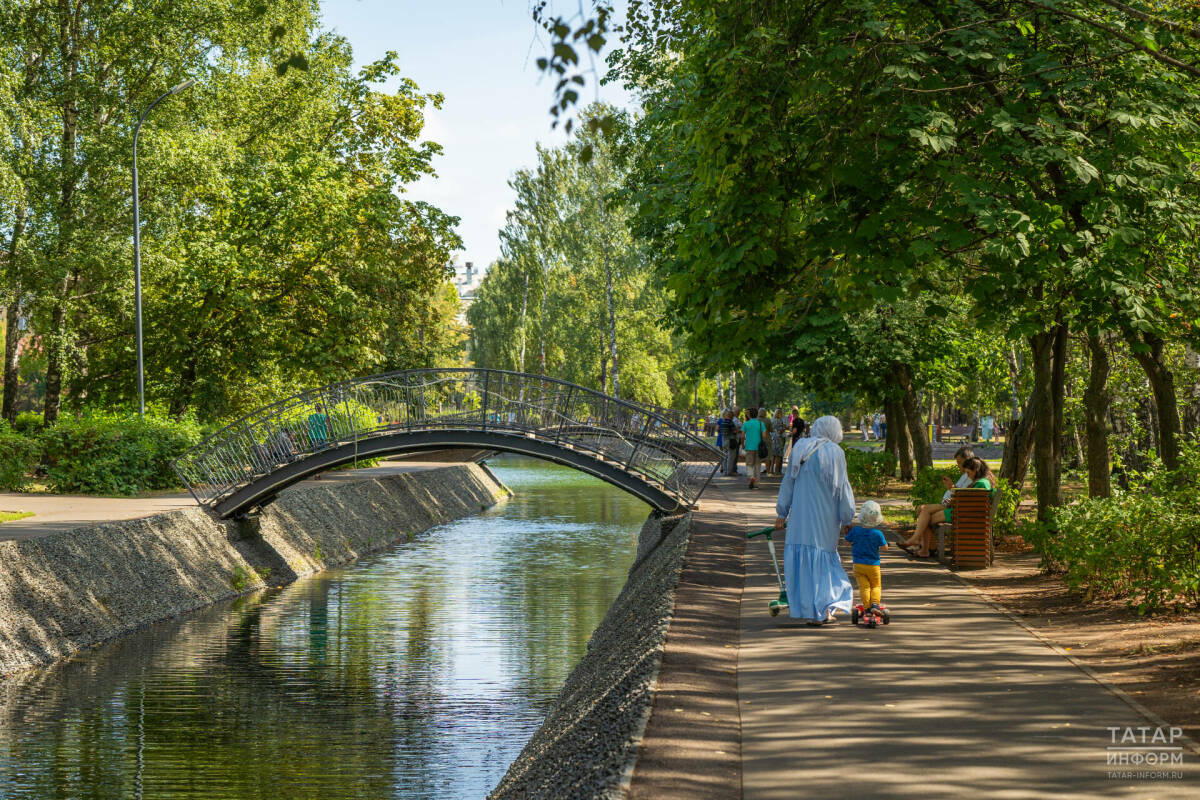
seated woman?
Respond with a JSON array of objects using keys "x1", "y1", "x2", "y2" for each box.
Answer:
[
  {"x1": 901, "y1": 455, "x2": 994, "y2": 557},
  {"x1": 898, "y1": 447, "x2": 972, "y2": 554}
]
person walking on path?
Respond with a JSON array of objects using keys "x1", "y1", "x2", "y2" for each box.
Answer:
[
  {"x1": 773, "y1": 415, "x2": 856, "y2": 625},
  {"x1": 981, "y1": 413, "x2": 995, "y2": 444},
  {"x1": 717, "y1": 410, "x2": 739, "y2": 475},
  {"x1": 307, "y1": 403, "x2": 331, "y2": 449},
  {"x1": 743, "y1": 408, "x2": 767, "y2": 489},
  {"x1": 789, "y1": 415, "x2": 807, "y2": 448},
  {"x1": 845, "y1": 500, "x2": 888, "y2": 613},
  {"x1": 769, "y1": 409, "x2": 787, "y2": 475}
]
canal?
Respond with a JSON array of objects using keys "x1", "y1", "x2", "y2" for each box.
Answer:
[{"x1": 0, "y1": 457, "x2": 647, "y2": 799}]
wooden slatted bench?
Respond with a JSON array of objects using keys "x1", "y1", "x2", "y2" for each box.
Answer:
[
  {"x1": 934, "y1": 487, "x2": 995, "y2": 569},
  {"x1": 939, "y1": 424, "x2": 974, "y2": 443}
]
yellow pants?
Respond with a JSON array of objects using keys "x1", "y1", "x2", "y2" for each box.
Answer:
[{"x1": 853, "y1": 564, "x2": 882, "y2": 607}]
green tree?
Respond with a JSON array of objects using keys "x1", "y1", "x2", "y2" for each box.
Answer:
[{"x1": 615, "y1": 0, "x2": 1200, "y2": 518}]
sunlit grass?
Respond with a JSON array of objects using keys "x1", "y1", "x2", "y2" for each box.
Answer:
[{"x1": 0, "y1": 510, "x2": 33, "y2": 523}]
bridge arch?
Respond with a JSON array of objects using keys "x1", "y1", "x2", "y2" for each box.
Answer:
[{"x1": 173, "y1": 369, "x2": 722, "y2": 519}]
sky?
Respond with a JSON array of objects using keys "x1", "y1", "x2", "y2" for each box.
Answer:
[{"x1": 319, "y1": 1, "x2": 634, "y2": 273}]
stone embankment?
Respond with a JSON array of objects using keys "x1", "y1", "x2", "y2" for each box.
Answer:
[
  {"x1": 0, "y1": 464, "x2": 508, "y2": 677},
  {"x1": 490, "y1": 512, "x2": 691, "y2": 800}
]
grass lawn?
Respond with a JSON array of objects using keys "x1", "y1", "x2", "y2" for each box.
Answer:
[
  {"x1": 880, "y1": 506, "x2": 914, "y2": 527},
  {"x1": 0, "y1": 510, "x2": 33, "y2": 523}
]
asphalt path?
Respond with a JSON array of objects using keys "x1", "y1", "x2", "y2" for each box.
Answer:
[{"x1": 718, "y1": 470, "x2": 1197, "y2": 799}]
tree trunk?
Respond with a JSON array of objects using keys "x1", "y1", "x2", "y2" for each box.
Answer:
[
  {"x1": 603, "y1": 243, "x2": 619, "y2": 399},
  {"x1": 747, "y1": 366, "x2": 763, "y2": 408},
  {"x1": 44, "y1": 21, "x2": 81, "y2": 427},
  {"x1": 1028, "y1": 323, "x2": 1066, "y2": 519},
  {"x1": 1083, "y1": 333, "x2": 1111, "y2": 498},
  {"x1": 538, "y1": 263, "x2": 547, "y2": 376},
  {"x1": 1182, "y1": 347, "x2": 1200, "y2": 437},
  {"x1": 999, "y1": 398, "x2": 1035, "y2": 489},
  {"x1": 884, "y1": 399, "x2": 899, "y2": 459},
  {"x1": 1125, "y1": 330, "x2": 1182, "y2": 471},
  {"x1": 1071, "y1": 426, "x2": 1085, "y2": 469},
  {"x1": 43, "y1": 298, "x2": 69, "y2": 425},
  {"x1": 1052, "y1": 321, "x2": 1068, "y2": 469},
  {"x1": 169, "y1": 352, "x2": 199, "y2": 419},
  {"x1": 517, "y1": 270, "x2": 529, "y2": 374},
  {"x1": 886, "y1": 396, "x2": 913, "y2": 481},
  {"x1": 894, "y1": 362, "x2": 931, "y2": 469},
  {"x1": 2, "y1": 298, "x2": 20, "y2": 424},
  {"x1": 1, "y1": 205, "x2": 26, "y2": 424},
  {"x1": 1007, "y1": 344, "x2": 1022, "y2": 421}
]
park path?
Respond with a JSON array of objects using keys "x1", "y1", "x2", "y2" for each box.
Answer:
[
  {"x1": 0, "y1": 458, "x2": 460, "y2": 542},
  {"x1": 701, "y1": 471, "x2": 1198, "y2": 799}
]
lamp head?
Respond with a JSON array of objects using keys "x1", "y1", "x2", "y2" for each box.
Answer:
[{"x1": 169, "y1": 78, "x2": 196, "y2": 95}]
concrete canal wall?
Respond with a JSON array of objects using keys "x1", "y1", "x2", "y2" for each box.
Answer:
[
  {"x1": 490, "y1": 511, "x2": 692, "y2": 800},
  {"x1": 0, "y1": 464, "x2": 508, "y2": 677}
]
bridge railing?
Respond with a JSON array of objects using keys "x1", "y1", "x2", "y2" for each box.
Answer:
[{"x1": 173, "y1": 368, "x2": 722, "y2": 512}]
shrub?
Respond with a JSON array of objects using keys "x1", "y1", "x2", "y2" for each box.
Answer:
[
  {"x1": 40, "y1": 412, "x2": 204, "y2": 495},
  {"x1": 0, "y1": 429, "x2": 41, "y2": 490},
  {"x1": 12, "y1": 411, "x2": 43, "y2": 436},
  {"x1": 909, "y1": 465, "x2": 961, "y2": 511},
  {"x1": 1024, "y1": 442, "x2": 1200, "y2": 612},
  {"x1": 991, "y1": 477, "x2": 1022, "y2": 538},
  {"x1": 843, "y1": 447, "x2": 897, "y2": 496}
]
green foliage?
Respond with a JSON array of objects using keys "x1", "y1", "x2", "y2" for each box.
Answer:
[
  {"x1": 468, "y1": 107, "x2": 693, "y2": 408},
  {"x1": 12, "y1": 412, "x2": 43, "y2": 436},
  {"x1": 909, "y1": 466, "x2": 961, "y2": 511},
  {"x1": 39, "y1": 413, "x2": 203, "y2": 495},
  {"x1": 991, "y1": 478, "x2": 1023, "y2": 539},
  {"x1": 1, "y1": 1, "x2": 463, "y2": 424},
  {"x1": 843, "y1": 447, "x2": 896, "y2": 496},
  {"x1": 1026, "y1": 443, "x2": 1200, "y2": 612},
  {"x1": 230, "y1": 565, "x2": 258, "y2": 593},
  {"x1": 613, "y1": 0, "x2": 1200, "y2": 514},
  {"x1": 0, "y1": 429, "x2": 41, "y2": 490}
]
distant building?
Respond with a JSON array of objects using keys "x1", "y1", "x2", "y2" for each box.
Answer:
[{"x1": 451, "y1": 260, "x2": 484, "y2": 324}]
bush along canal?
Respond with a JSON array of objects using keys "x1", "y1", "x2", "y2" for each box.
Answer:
[{"x1": 0, "y1": 456, "x2": 652, "y2": 799}]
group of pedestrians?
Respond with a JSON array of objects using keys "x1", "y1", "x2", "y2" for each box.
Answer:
[{"x1": 716, "y1": 405, "x2": 811, "y2": 489}]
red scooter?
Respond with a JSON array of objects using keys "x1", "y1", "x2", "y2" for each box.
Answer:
[{"x1": 851, "y1": 603, "x2": 891, "y2": 628}]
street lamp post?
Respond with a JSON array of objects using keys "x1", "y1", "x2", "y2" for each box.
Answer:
[{"x1": 132, "y1": 78, "x2": 194, "y2": 417}]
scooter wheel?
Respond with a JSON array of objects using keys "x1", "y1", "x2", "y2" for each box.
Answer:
[
  {"x1": 851, "y1": 607, "x2": 860, "y2": 625},
  {"x1": 881, "y1": 610, "x2": 891, "y2": 625},
  {"x1": 769, "y1": 605, "x2": 780, "y2": 617},
  {"x1": 868, "y1": 618, "x2": 878, "y2": 628}
]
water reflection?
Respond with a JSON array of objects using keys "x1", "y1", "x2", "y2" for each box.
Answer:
[{"x1": 0, "y1": 456, "x2": 645, "y2": 799}]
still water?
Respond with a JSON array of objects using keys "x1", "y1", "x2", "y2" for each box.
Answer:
[{"x1": 0, "y1": 457, "x2": 646, "y2": 799}]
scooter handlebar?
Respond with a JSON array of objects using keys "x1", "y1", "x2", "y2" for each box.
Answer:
[{"x1": 747, "y1": 526, "x2": 776, "y2": 540}]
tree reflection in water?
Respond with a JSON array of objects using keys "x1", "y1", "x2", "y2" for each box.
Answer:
[{"x1": 0, "y1": 456, "x2": 643, "y2": 799}]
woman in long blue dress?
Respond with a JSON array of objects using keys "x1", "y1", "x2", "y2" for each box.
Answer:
[{"x1": 773, "y1": 415, "x2": 856, "y2": 625}]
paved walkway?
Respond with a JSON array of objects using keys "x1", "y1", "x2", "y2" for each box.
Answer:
[
  {"x1": 704, "y1": 471, "x2": 1197, "y2": 799},
  {"x1": 0, "y1": 458, "x2": 460, "y2": 542}
]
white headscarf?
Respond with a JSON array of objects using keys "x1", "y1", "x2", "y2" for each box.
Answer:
[{"x1": 786, "y1": 415, "x2": 843, "y2": 476}]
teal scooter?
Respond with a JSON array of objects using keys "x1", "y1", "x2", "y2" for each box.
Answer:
[{"x1": 747, "y1": 526, "x2": 789, "y2": 616}]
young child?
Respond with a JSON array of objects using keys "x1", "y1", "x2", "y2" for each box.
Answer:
[{"x1": 845, "y1": 500, "x2": 888, "y2": 613}]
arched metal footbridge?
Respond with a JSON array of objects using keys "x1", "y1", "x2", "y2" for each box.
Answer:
[{"x1": 173, "y1": 368, "x2": 723, "y2": 519}]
